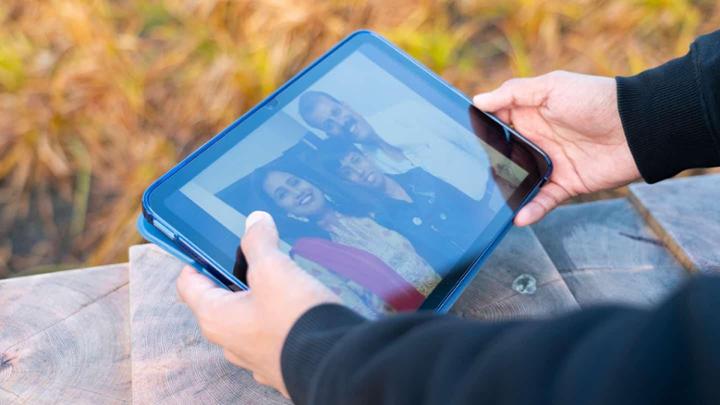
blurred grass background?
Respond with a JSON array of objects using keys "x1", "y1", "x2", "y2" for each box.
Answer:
[{"x1": 1, "y1": 0, "x2": 718, "y2": 278}]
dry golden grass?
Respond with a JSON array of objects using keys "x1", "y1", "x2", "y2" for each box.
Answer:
[{"x1": 1, "y1": 0, "x2": 718, "y2": 277}]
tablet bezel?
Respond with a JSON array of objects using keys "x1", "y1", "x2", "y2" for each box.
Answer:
[{"x1": 142, "y1": 30, "x2": 552, "y2": 312}]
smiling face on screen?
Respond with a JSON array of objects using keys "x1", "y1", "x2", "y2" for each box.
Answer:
[
  {"x1": 337, "y1": 150, "x2": 385, "y2": 190},
  {"x1": 262, "y1": 171, "x2": 326, "y2": 218}
]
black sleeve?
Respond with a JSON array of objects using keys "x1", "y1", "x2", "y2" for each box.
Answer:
[
  {"x1": 617, "y1": 30, "x2": 720, "y2": 183},
  {"x1": 281, "y1": 276, "x2": 720, "y2": 405}
]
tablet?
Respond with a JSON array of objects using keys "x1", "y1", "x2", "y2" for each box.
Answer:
[{"x1": 142, "y1": 30, "x2": 551, "y2": 317}]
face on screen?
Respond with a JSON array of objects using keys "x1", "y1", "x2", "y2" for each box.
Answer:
[
  {"x1": 172, "y1": 48, "x2": 532, "y2": 318},
  {"x1": 262, "y1": 171, "x2": 326, "y2": 218},
  {"x1": 298, "y1": 91, "x2": 375, "y2": 141},
  {"x1": 338, "y1": 151, "x2": 385, "y2": 189}
]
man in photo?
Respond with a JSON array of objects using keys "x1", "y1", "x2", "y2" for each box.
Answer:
[{"x1": 298, "y1": 90, "x2": 493, "y2": 202}]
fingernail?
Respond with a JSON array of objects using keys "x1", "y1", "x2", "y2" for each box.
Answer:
[
  {"x1": 472, "y1": 94, "x2": 487, "y2": 104},
  {"x1": 245, "y1": 211, "x2": 271, "y2": 231}
]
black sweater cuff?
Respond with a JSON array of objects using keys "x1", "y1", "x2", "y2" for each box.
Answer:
[
  {"x1": 616, "y1": 47, "x2": 719, "y2": 183},
  {"x1": 281, "y1": 304, "x2": 366, "y2": 405}
]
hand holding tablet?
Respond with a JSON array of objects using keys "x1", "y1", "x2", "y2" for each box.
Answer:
[
  {"x1": 177, "y1": 211, "x2": 340, "y2": 398},
  {"x1": 141, "y1": 30, "x2": 552, "y2": 316},
  {"x1": 473, "y1": 71, "x2": 639, "y2": 226}
]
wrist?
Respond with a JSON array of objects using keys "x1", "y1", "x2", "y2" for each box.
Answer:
[
  {"x1": 616, "y1": 46, "x2": 717, "y2": 183},
  {"x1": 613, "y1": 127, "x2": 643, "y2": 186},
  {"x1": 608, "y1": 81, "x2": 643, "y2": 187}
]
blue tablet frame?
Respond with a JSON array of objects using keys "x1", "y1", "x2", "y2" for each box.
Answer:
[{"x1": 141, "y1": 30, "x2": 552, "y2": 313}]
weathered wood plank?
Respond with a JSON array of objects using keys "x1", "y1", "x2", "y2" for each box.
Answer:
[
  {"x1": 629, "y1": 174, "x2": 720, "y2": 273},
  {"x1": 451, "y1": 226, "x2": 580, "y2": 319},
  {"x1": 129, "y1": 227, "x2": 578, "y2": 403},
  {"x1": 533, "y1": 199, "x2": 687, "y2": 307},
  {"x1": 0, "y1": 264, "x2": 130, "y2": 404},
  {"x1": 129, "y1": 244, "x2": 289, "y2": 405}
]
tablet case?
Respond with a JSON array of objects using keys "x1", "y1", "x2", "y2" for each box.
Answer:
[
  {"x1": 138, "y1": 30, "x2": 549, "y2": 312},
  {"x1": 136, "y1": 214, "x2": 229, "y2": 289}
]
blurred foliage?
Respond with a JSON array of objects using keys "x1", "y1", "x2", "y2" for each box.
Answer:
[{"x1": 0, "y1": 0, "x2": 718, "y2": 277}]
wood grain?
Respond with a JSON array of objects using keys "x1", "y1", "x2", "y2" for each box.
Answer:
[
  {"x1": 129, "y1": 228, "x2": 578, "y2": 403},
  {"x1": 3, "y1": 175, "x2": 714, "y2": 404},
  {"x1": 129, "y1": 244, "x2": 289, "y2": 405},
  {"x1": 0, "y1": 264, "x2": 130, "y2": 404},
  {"x1": 451, "y1": 226, "x2": 580, "y2": 320},
  {"x1": 533, "y1": 199, "x2": 687, "y2": 307},
  {"x1": 629, "y1": 174, "x2": 720, "y2": 273}
]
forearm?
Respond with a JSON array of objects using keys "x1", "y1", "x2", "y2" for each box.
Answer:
[
  {"x1": 281, "y1": 277, "x2": 720, "y2": 405},
  {"x1": 617, "y1": 30, "x2": 720, "y2": 183}
]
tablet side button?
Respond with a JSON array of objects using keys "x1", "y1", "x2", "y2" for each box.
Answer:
[{"x1": 153, "y1": 220, "x2": 176, "y2": 241}]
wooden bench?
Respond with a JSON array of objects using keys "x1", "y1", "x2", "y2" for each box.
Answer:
[{"x1": 1, "y1": 174, "x2": 718, "y2": 404}]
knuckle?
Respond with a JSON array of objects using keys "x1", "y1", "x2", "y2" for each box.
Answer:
[
  {"x1": 547, "y1": 70, "x2": 568, "y2": 79},
  {"x1": 253, "y1": 372, "x2": 266, "y2": 384},
  {"x1": 176, "y1": 272, "x2": 191, "y2": 294},
  {"x1": 247, "y1": 266, "x2": 262, "y2": 287},
  {"x1": 198, "y1": 323, "x2": 215, "y2": 342},
  {"x1": 175, "y1": 281, "x2": 185, "y2": 301},
  {"x1": 222, "y1": 349, "x2": 235, "y2": 362},
  {"x1": 502, "y1": 78, "x2": 521, "y2": 89},
  {"x1": 196, "y1": 299, "x2": 213, "y2": 316},
  {"x1": 535, "y1": 193, "x2": 556, "y2": 209},
  {"x1": 197, "y1": 317, "x2": 224, "y2": 344},
  {"x1": 194, "y1": 306, "x2": 219, "y2": 340},
  {"x1": 247, "y1": 253, "x2": 292, "y2": 286},
  {"x1": 240, "y1": 230, "x2": 257, "y2": 252},
  {"x1": 256, "y1": 253, "x2": 290, "y2": 270}
]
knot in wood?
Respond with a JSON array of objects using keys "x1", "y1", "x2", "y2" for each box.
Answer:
[
  {"x1": 0, "y1": 352, "x2": 15, "y2": 372},
  {"x1": 512, "y1": 274, "x2": 537, "y2": 295}
]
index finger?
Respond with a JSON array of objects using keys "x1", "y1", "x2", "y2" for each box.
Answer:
[
  {"x1": 473, "y1": 75, "x2": 551, "y2": 112},
  {"x1": 177, "y1": 266, "x2": 231, "y2": 308}
]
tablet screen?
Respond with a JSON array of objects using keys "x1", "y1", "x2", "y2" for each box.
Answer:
[{"x1": 147, "y1": 33, "x2": 547, "y2": 317}]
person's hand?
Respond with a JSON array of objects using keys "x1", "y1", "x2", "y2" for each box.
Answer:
[
  {"x1": 473, "y1": 71, "x2": 641, "y2": 226},
  {"x1": 176, "y1": 211, "x2": 340, "y2": 397}
]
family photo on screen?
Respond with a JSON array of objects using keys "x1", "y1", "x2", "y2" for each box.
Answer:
[
  {"x1": 215, "y1": 87, "x2": 526, "y2": 316},
  {"x1": 171, "y1": 49, "x2": 533, "y2": 317}
]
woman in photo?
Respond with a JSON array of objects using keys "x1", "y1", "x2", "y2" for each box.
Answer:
[{"x1": 248, "y1": 163, "x2": 442, "y2": 299}]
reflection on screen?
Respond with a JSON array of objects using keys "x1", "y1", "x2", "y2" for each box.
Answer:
[{"x1": 175, "y1": 51, "x2": 528, "y2": 318}]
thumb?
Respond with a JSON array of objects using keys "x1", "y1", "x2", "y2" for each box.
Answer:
[
  {"x1": 473, "y1": 75, "x2": 552, "y2": 112},
  {"x1": 241, "y1": 211, "x2": 281, "y2": 266}
]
